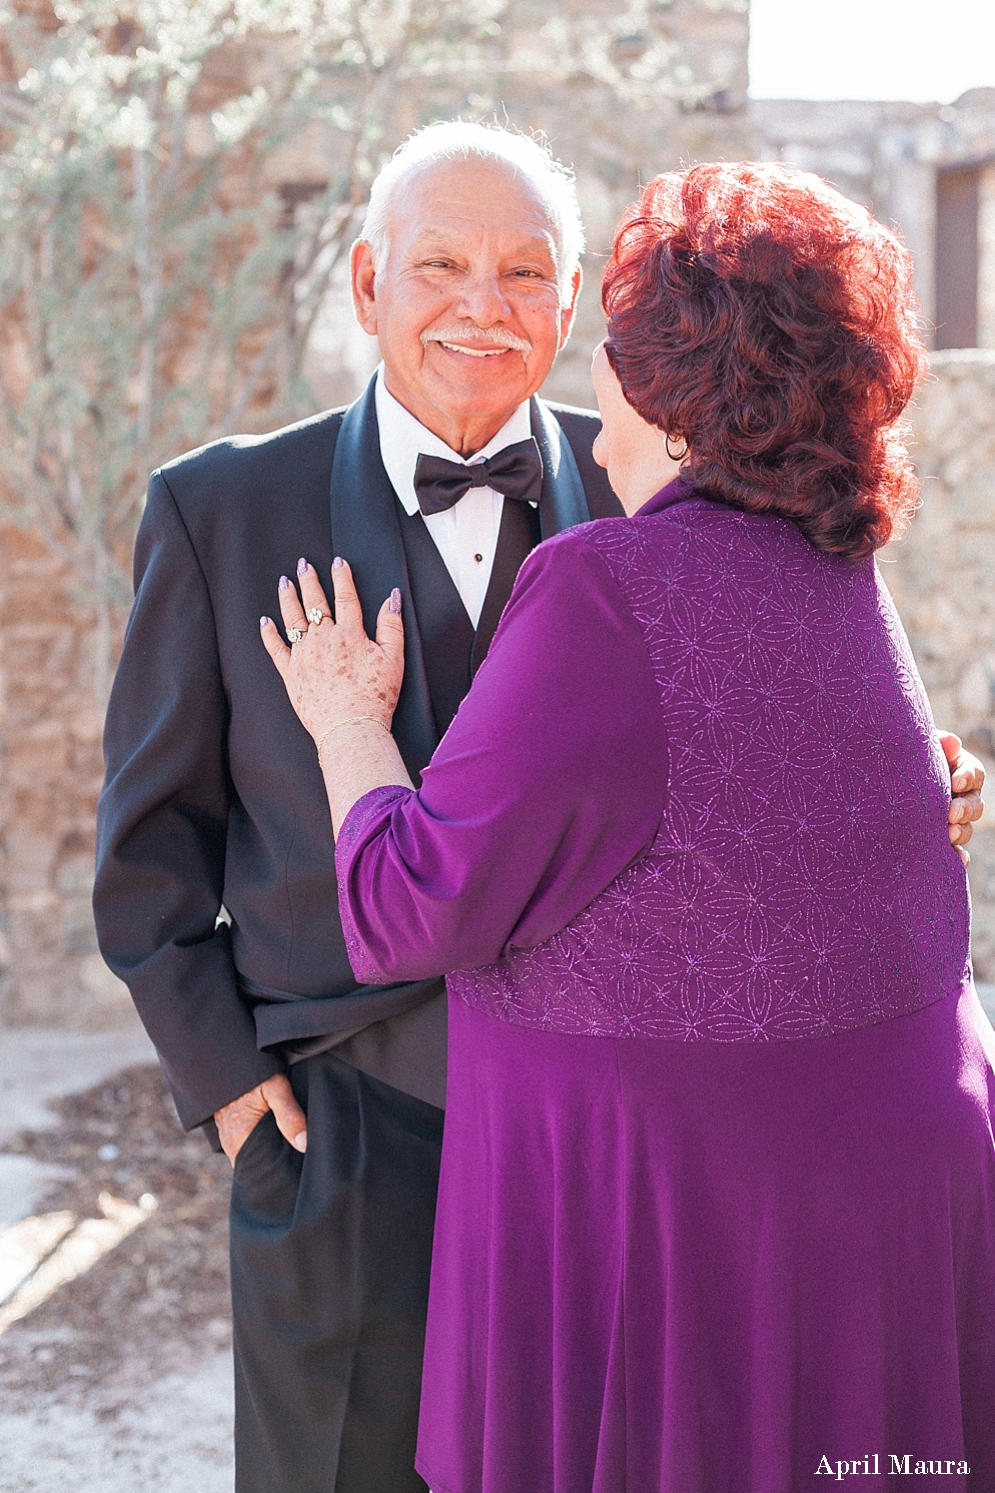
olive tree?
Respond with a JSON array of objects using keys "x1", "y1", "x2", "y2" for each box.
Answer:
[
  {"x1": 0, "y1": 0, "x2": 505, "y2": 693},
  {"x1": 0, "y1": 0, "x2": 737, "y2": 695}
]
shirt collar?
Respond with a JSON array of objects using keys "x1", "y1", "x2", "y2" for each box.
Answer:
[{"x1": 375, "y1": 364, "x2": 533, "y2": 516}]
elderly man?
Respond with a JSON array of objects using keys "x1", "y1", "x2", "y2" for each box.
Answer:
[
  {"x1": 93, "y1": 122, "x2": 984, "y2": 1493},
  {"x1": 94, "y1": 123, "x2": 617, "y2": 1493}
]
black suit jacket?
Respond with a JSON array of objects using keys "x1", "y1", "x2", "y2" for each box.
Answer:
[{"x1": 93, "y1": 376, "x2": 620, "y2": 1131}]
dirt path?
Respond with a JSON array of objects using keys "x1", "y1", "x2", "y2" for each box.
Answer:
[{"x1": 0, "y1": 1035, "x2": 234, "y2": 1490}]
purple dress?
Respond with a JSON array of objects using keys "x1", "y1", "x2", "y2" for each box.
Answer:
[{"x1": 336, "y1": 480, "x2": 995, "y2": 1493}]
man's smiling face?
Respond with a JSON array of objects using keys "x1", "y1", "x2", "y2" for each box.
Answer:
[{"x1": 351, "y1": 155, "x2": 581, "y2": 456}]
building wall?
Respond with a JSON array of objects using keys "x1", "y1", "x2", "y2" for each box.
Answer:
[
  {"x1": 884, "y1": 351, "x2": 995, "y2": 980},
  {"x1": 751, "y1": 97, "x2": 940, "y2": 316},
  {"x1": 496, "y1": 0, "x2": 754, "y2": 408},
  {"x1": 0, "y1": 530, "x2": 132, "y2": 1027},
  {"x1": 0, "y1": 0, "x2": 753, "y2": 1028},
  {"x1": 978, "y1": 163, "x2": 995, "y2": 348},
  {"x1": 751, "y1": 90, "x2": 995, "y2": 344},
  {"x1": 4, "y1": 2, "x2": 994, "y2": 1023}
]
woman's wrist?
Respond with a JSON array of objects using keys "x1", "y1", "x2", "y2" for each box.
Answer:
[
  {"x1": 317, "y1": 718, "x2": 412, "y2": 839},
  {"x1": 316, "y1": 715, "x2": 392, "y2": 768}
]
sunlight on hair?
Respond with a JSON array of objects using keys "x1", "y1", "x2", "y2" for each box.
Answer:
[{"x1": 361, "y1": 121, "x2": 585, "y2": 297}]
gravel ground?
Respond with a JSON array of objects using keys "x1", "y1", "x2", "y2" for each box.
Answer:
[
  {"x1": 2, "y1": 990, "x2": 992, "y2": 1491},
  {"x1": 0, "y1": 1043, "x2": 234, "y2": 1491},
  {"x1": 0, "y1": 1352, "x2": 233, "y2": 1492}
]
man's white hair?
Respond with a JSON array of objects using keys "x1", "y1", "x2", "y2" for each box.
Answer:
[{"x1": 360, "y1": 121, "x2": 585, "y2": 298}]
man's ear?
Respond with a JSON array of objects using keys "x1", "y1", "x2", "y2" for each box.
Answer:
[
  {"x1": 351, "y1": 239, "x2": 379, "y2": 336},
  {"x1": 558, "y1": 265, "x2": 583, "y2": 349}
]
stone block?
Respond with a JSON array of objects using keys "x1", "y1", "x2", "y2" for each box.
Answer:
[{"x1": 888, "y1": 350, "x2": 995, "y2": 978}]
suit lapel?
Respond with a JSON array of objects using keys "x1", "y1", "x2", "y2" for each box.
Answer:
[
  {"x1": 469, "y1": 497, "x2": 539, "y2": 676},
  {"x1": 329, "y1": 389, "x2": 592, "y2": 766},
  {"x1": 531, "y1": 396, "x2": 591, "y2": 539},
  {"x1": 329, "y1": 377, "x2": 439, "y2": 779},
  {"x1": 397, "y1": 505, "x2": 475, "y2": 737},
  {"x1": 469, "y1": 401, "x2": 593, "y2": 673}
]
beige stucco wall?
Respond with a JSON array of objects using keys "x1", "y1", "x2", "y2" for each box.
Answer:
[{"x1": 883, "y1": 350, "x2": 995, "y2": 980}]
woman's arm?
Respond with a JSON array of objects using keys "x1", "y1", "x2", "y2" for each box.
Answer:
[
  {"x1": 260, "y1": 556, "x2": 412, "y2": 833},
  {"x1": 263, "y1": 535, "x2": 670, "y2": 984}
]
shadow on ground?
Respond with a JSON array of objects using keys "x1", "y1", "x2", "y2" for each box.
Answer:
[{"x1": 0, "y1": 1056, "x2": 234, "y2": 1491}]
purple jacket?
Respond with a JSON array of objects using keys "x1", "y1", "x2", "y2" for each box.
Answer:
[{"x1": 337, "y1": 479, "x2": 970, "y2": 1042}]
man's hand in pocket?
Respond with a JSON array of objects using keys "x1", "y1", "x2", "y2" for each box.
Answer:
[{"x1": 215, "y1": 1073, "x2": 308, "y2": 1166}]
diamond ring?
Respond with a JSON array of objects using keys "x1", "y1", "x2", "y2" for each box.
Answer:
[
  {"x1": 287, "y1": 627, "x2": 305, "y2": 645},
  {"x1": 306, "y1": 607, "x2": 323, "y2": 626}
]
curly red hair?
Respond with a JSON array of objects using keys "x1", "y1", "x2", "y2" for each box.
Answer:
[{"x1": 601, "y1": 163, "x2": 928, "y2": 559}]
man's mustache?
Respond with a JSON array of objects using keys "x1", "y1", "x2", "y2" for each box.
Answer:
[{"x1": 420, "y1": 323, "x2": 533, "y2": 359}]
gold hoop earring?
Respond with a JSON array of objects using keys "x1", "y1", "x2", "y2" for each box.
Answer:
[{"x1": 666, "y1": 433, "x2": 688, "y2": 462}]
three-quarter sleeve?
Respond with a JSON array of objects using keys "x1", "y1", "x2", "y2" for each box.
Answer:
[{"x1": 335, "y1": 528, "x2": 669, "y2": 983}]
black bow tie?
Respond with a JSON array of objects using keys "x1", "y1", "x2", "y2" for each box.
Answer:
[{"x1": 413, "y1": 437, "x2": 543, "y2": 516}]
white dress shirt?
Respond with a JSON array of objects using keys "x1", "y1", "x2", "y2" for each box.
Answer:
[{"x1": 375, "y1": 366, "x2": 532, "y2": 629}]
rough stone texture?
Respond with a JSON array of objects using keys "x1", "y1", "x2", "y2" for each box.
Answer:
[
  {"x1": 495, "y1": 0, "x2": 754, "y2": 408},
  {"x1": 883, "y1": 350, "x2": 995, "y2": 980},
  {"x1": 0, "y1": 527, "x2": 132, "y2": 1028},
  {"x1": 0, "y1": 0, "x2": 754, "y2": 1028}
]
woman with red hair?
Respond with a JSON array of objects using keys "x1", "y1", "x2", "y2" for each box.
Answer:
[
  {"x1": 265, "y1": 163, "x2": 994, "y2": 1490},
  {"x1": 600, "y1": 162, "x2": 926, "y2": 560}
]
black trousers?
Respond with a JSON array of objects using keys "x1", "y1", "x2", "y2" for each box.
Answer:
[{"x1": 229, "y1": 1050, "x2": 444, "y2": 1493}]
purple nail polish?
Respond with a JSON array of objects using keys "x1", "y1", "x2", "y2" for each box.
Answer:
[
  {"x1": 260, "y1": 616, "x2": 269, "y2": 628},
  {"x1": 332, "y1": 556, "x2": 345, "y2": 570},
  {"x1": 389, "y1": 587, "x2": 402, "y2": 614},
  {"x1": 279, "y1": 575, "x2": 290, "y2": 591},
  {"x1": 297, "y1": 557, "x2": 308, "y2": 575}
]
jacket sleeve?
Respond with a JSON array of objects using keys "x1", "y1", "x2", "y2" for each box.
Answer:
[
  {"x1": 335, "y1": 529, "x2": 669, "y2": 982},
  {"x1": 93, "y1": 471, "x2": 282, "y2": 1130}
]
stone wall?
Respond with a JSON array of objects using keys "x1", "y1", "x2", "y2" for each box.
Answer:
[
  {"x1": 0, "y1": 0, "x2": 753, "y2": 1028},
  {"x1": 0, "y1": 530, "x2": 132, "y2": 1027},
  {"x1": 496, "y1": 0, "x2": 754, "y2": 408},
  {"x1": 883, "y1": 350, "x2": 995, "y2": 980}
]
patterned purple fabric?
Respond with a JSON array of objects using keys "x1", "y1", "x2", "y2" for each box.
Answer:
[
  {"x1": 334, "y1": 480, "x2": 992, "y2": 1493},
  {"x1": 453, "y1": 492, "x2": 971, "y2": 1039},
  {"x1": 336, "y1": 528, "x2": 671, "y2": 980},
  {"x1": 337, "y1": 481, "x2": 970, "y2": 1041}
]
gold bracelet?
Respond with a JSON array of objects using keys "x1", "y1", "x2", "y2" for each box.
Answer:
[{"x1": 316, "y1": 716, "x2": 391, "y2": 769}]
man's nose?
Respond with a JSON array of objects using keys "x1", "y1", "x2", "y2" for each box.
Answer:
[{"x1": 454, "y1": 270, "x2": 512, "y2": 327}]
